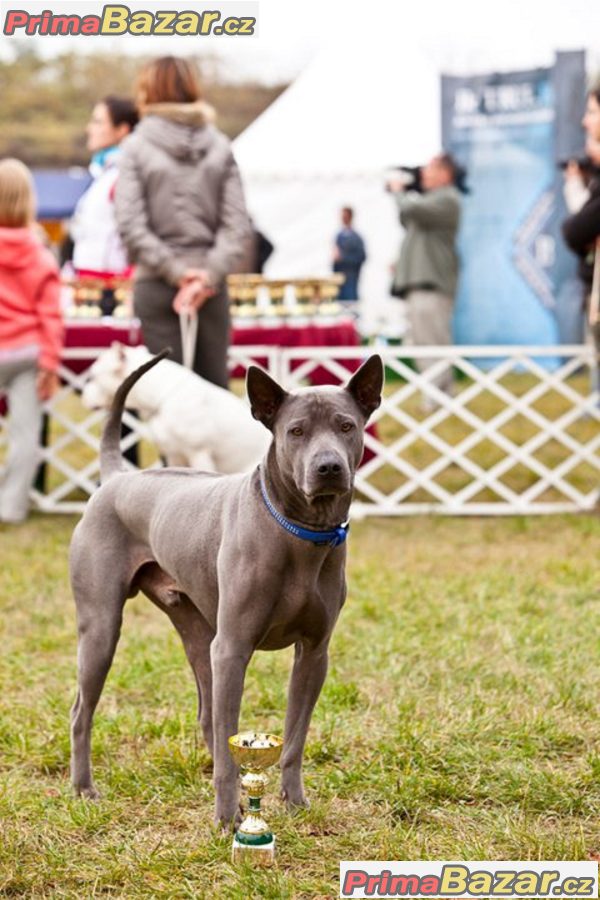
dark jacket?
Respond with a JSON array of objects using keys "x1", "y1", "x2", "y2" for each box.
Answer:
[
  {"x1": 334, "y1": 228, "x2": 366, "y2": 272},
  {"x1": 334, "y1": 227, "x2": 366, "y2": 300},
  {"x1": 115, "y1": 101, "x2": 251, "y2": 288},
  {"x1": 562, "y1": 172, "x2": 600, "y2": 287}
]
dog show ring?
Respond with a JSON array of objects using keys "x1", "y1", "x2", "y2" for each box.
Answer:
[{"x1": 229, "y1": 732, "x2": 283, "y2": 866}]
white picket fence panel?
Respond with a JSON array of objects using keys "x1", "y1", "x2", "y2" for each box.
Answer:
[
  {"x1": 278, "y1": 345, "x2": 600, "y2": 516},
  {"x1": 1, "y1": 343, "x2": 599, "y2": 516}
]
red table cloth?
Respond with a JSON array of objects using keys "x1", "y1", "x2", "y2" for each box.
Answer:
[{"x1": 63, "y1": 316, "x2": 363, "y2": 386}]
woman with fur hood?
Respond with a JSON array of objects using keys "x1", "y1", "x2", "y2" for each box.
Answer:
[{"x1": 115, "y1": 56, "x2": 252, "y2": 388}]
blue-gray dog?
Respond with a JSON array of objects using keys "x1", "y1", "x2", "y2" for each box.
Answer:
[{"x1": 70, "y1": 351, "x2": 383, "y2": 825}]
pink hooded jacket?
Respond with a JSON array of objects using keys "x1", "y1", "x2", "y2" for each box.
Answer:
[{"x1": 0, "y1": 227, "x2": 63, "y2": 371}]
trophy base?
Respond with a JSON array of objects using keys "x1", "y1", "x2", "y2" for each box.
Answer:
[{"x1": 231, "y1": 835, "x2": 276, "y2": 867}]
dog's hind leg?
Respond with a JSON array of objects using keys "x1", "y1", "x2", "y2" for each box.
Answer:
[
  {"x1": 135, "y1": 565, "x2": 215, "y2": 757},
  {"x1": 280, "y1": 639, "x2": 330, "y2": 809},
  {"x1": 165, "y1": 600, "x2": 215, "y2": 757},
  {"x1": 70, "y1": 577, "x2": 127, "y2": 799}
]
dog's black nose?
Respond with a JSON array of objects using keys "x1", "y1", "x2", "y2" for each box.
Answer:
[{"x1": 317, "y1": 461, "x2": 343, "y2": 476}]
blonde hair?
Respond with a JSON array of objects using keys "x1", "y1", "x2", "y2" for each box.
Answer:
[{"x1": 0, "y1": 158, "x2": 36, "y2": 227}]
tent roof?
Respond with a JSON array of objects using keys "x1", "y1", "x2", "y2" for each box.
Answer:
[{"x1": 234, "y1": 44, "x2": 441, "y2": 178}]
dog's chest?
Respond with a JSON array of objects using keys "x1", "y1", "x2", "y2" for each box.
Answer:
[{"x1": 256, "y1": 559, "x2": 345, "y2": 650}]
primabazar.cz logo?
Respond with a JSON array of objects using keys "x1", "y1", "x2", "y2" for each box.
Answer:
[{"x1": 2, "y1": 2, "x2": 258, "y2": 37}]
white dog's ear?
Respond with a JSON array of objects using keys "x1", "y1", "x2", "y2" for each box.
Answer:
[
  {"x1": 246, "y1": 366, "x2": 288, "y2": 430},
  {"x1": 345, "y1": 355, "x2": 384, "y2": 420},
  {"x1": 110, "y1": 342, "x2": 127, "y2": 363}
]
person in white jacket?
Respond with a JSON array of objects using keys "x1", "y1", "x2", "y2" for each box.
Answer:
[{"x1": 70, "y1": 96, "x2": 139, "y2": 299}]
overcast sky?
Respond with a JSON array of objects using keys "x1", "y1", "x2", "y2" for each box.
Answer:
[{"x1": 0, "y1": 0, "x2": 599, "y2": 84}]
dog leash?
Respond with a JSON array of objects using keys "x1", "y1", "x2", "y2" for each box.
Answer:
[
  {"x1": 179, "y1": 310, "x2": 199, "y2": 370},
  {"x1": 258, "y1": 467, "x2": 349, "y2": 548}
]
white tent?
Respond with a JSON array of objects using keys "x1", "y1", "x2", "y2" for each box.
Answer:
[{"x1": 234, "y1": 40, "x2": 440, "y2": 333}]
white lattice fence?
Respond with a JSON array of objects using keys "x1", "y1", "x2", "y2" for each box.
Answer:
[
  {"x1": 1, "y1": 344, "x2": 599, "y2": 516},
  {"x1": 281, "y1": 345, "x2": 600, "y2": 516}
]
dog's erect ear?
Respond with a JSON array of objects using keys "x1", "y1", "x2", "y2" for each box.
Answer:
[
  {"x1": 345, "y1": 355, "x2": 384, "y2": 420},
  {"x1": 109, "y1": 342, "x2": 128, "y2": 367},
  {"x1": 246, "y1": 366, "x2": 288, "y2": 430}
]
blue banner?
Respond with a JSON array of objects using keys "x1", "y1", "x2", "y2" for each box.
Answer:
[{"x1": 441, "y1": 51, "x2": 586, "y2": 356}]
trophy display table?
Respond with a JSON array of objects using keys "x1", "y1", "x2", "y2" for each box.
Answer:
[
  {"x1": 61, "y1": 274, "x2": 361, "y2": 384},
  {"x1": 64, "y1": 318, "x2": 143, "y2": 374},
  {"x1": 230, "y1": 315, "x2": 360, "y2": 384},
  {"x1": 62, "y1": 316, "x2": 362, "y2": 386}
]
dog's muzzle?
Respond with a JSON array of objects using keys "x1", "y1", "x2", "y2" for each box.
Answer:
[{"x1": 305, "y1": 454, "x2": 350, "y2": 498}]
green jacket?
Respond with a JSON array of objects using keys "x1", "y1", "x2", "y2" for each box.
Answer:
[{"x1": 392, "y1": 186, "x2": 461, "y2": 299}]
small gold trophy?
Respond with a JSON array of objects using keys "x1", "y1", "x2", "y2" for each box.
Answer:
[{"x1": 228, "y1": 731, "x2": 283, "y2": 866}]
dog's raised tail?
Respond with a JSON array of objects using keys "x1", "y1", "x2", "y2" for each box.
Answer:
[{"x1": 100, "y1": 348, "x2": 170, "y2": 484}]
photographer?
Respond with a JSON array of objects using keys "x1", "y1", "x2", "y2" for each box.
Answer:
[
  {"x1": 389, "y1": 153, "x2": 462, "y2": 405},
  {"x1": 562, "y1": 86, "x2": 600, "y2": 354}
]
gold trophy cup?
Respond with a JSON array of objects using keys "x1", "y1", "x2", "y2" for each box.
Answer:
[{"x1": 228, "y1": 731, "x2": 283, "y2": 866}]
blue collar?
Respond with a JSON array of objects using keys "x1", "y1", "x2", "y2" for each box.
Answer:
[{"x1": 259, "y1": 468, "x2": 349, "y2": 548}]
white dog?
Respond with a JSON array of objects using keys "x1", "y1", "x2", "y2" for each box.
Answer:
[{"x1": 82, "y1": 344, "x2": 270, "y2": 473}]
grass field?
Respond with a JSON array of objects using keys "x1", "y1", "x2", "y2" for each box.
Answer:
[{"x1": 1, "y1": 511, "x2": 600, "y2": 898}]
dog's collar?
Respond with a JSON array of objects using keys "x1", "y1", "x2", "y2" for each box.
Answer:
[{"x1": 258, "y1": 467, "x2": 349, "y2": 548}]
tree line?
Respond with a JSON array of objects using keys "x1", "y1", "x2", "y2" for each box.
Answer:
[{"x1": 0, "y1": 45, "x2": 286, "y2": 167}]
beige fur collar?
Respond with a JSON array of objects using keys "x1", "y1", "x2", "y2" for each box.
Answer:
[{"x1": 143, "y1": 100, "x2": 216, "y2": 127}]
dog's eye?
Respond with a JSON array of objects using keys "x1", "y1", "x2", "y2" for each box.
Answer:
[
  {"x1": 340, "y1": 422, "x2": 354, "y2": 433},
  {"x1": 290, "y1": 426, "x2": 303, "y2": 437}
]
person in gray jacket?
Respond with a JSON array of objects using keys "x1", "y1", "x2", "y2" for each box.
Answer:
[
  {"x1": 115, "y1": 56, "x2": 251, "y2": 388},
  {"x1": 389, "y1": 154, "x2": 462, "y2": 403}
]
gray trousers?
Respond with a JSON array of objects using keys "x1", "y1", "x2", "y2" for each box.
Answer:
[
  {"x1": 406, "y1": 289, "x2": 454, "y2": 395},
  {"x1": 133, "y1": 279, "x2": 230, "y2": 388},
  {"x1": 0, "y1": 358, "x2": 41, "y2": 522}
]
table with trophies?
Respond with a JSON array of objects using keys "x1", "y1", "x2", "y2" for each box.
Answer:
[
  {"x1": 227, "y1": 274, "x2": 361, "y2": 383},
  {"x1": 62, "y1": 274, "x2": 362, "y2": 384}
]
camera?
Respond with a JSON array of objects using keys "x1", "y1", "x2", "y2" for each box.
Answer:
[
  {"x1": 385, "y1": 165, "x2": 423, "y2": 193},
  {"x1": 558, "y1": 156, "x2": 596, "y2": 175},
  {"x1": 385, "y1": 162, "x2": 470, "y2": 195}
]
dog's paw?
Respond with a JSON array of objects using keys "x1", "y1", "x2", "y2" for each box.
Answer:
[
  {"x1": 75, "y1": 784, "x2": 101, "y2": 801},
  {"x1": 214, "y1": 804, "x2": 243, "y2": 834},
  {"x1": 281, "y1": 786, "x2": 310, "y2": 811}
]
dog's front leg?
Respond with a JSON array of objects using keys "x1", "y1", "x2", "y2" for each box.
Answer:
[
  {"x1": 280, "y1": 639, "x2": 329, "y2": 809},
  {"x1": 210, "y1": 635, "x2": 252, "y2": 828}
]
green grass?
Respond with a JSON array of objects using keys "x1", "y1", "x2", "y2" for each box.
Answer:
[{"x1": 1, "y1": 513, "x2": 600, "y2": 897}]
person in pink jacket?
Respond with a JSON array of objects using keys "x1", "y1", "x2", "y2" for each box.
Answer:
[{"x1": 0, "y1": 158, "x2": 63, "y2": 523}]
